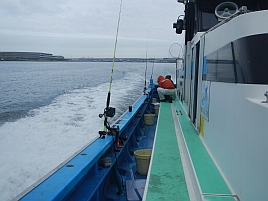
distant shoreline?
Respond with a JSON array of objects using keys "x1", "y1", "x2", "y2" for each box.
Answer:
[
  {"x1": 1, "y1": 58, "x2": 180, "y2": 63},
  {"x1": 0, "y1": 52, "x2": 181, "y2": 63}
]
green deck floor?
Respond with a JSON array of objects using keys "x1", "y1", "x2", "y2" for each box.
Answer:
[
  {"x1": 144, "y1": 100, "x2": 236, "y2": 201},
  {"x1": 144, "y1": 103, "x2": 190, "y2": 201},
  {"x1": 173, "y1": 100, "x2": 235, "y2": 201}
]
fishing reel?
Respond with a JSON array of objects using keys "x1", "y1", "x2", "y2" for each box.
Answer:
[
  {"x1": 99, "y1": 107, "x2": 116, "y2": 118},
  {"x1": 99, "y1": 107, "x2": 116, "y2": 138},
  {"x1": 99, "y1": 126, "x2": 119, "y2": 137}
]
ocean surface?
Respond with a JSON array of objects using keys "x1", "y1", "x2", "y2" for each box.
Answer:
[{"x1": 0, "y1": 61, "x2": 176, "y2": 200}]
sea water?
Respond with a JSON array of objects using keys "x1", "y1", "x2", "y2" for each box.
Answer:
[{"x1": 0, "y1": 61, "x2": 175, "y2": 200}]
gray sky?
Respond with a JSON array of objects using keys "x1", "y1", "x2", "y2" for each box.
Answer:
[{"x1": 0, "y1": 0, "x2": 185, "y2": 58}]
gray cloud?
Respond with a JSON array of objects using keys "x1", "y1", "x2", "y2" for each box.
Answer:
[{"x1": 0, "y1": 0, "x2": 184, "y2": 58}]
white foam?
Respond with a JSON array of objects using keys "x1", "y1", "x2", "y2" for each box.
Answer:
[
  {"x1": 0, "y1": 71, "x2": 143, "y2": 200},
  {"x1": 0, "y1": 63, "x2": 176, "y2": 200}
]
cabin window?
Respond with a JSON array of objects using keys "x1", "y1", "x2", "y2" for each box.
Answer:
[
  {"x1": 204, "y1": 34, "x2": 268, "y2": 84},
  {"x1": 198, "y1": 1, "x2": 219, "y2": 31},
  {"x1": 233, "y1": 34, "x2": 268, "y2": 84},
  {"x1": 205, "y1": 43, "x2": 235, "y2": 83},
  {"x1": 197, "y1": 0, "x2": 268, "y2": 32}
]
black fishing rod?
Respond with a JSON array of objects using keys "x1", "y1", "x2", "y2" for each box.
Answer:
[
  {"x1": 149, "y1": 59, "x2": 155, "y2": 86},
  {"x1": 143, "y1": 45, "x2": 148, "y2": 94},
  {"x1": 99, "y1": 0, "x2": 123, "y2": 138},
  {"x1": 151, "y1": 60, "x2": 154, "y2": 77}
]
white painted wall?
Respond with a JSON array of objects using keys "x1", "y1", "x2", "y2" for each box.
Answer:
[{"x1": 202, "y1": 82, "x2": 268, "y2": 201}]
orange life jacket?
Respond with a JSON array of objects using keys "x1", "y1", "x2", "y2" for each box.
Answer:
[{"x1": 157, "y1": 76, "x2": 175, "y2": 89}]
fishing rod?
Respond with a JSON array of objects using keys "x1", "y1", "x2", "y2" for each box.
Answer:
[
  {"x1": 143, "y1": 45, "x2": 148, "y2": 94},
  {"x1": 99, "y1": 0, "x2": 123, "y2": 138},
  {"x1": 98, "y1": 2, "x2": 125, "y2": 195},
  {"x1": 150, "y1": 56, "x2": 155, "y2": 79},
  {"x1": 149, "y1": 58, "x2": 155, "y2": 86}
]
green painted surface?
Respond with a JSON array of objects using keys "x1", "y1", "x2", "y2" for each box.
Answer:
[
  {"x1": 145, "y1": 102, "x2": 190, "y2": 201},
  {"x1": 173, "y1": 100, "x2": 235, "y2": 200},
  {"x1": 204, "y1": 196, "x2": 237, "y2": 201}
]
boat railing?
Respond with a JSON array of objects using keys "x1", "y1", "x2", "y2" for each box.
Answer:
[{"x1": 15, "y1": 88, "x2": 154, "y2": 201}]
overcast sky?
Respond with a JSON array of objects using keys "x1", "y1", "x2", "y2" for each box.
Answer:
[{"x1": 0, "y1": 0, "x2": 185, "y2": 58}]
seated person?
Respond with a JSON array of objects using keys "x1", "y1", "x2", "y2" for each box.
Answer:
[
  {"x1": 165, "y1": 75, "x2": 175, "y2": 87},
  {"x1": 157, "y1": 76, "x2": 176, "y2": 102}
]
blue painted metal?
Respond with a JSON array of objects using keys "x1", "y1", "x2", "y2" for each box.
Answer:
[
  {"x1": 19, "y1": 87, "x2": 155, "y2": 201},
  {"x1": 19, "y1": 135, "x2": 114, "y2": 201}
]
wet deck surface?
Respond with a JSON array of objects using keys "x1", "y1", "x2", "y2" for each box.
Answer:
[
  {"x1": 144, "y1": 102, "x2": 189, "y2": 201},
  {"x1": 144, "y1": 100, "x2": 236, "y2": 201}
]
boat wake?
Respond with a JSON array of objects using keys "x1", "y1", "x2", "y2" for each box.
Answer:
[{"x1": 0, "y1": 71, "x2": 144, "y2": 201}]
